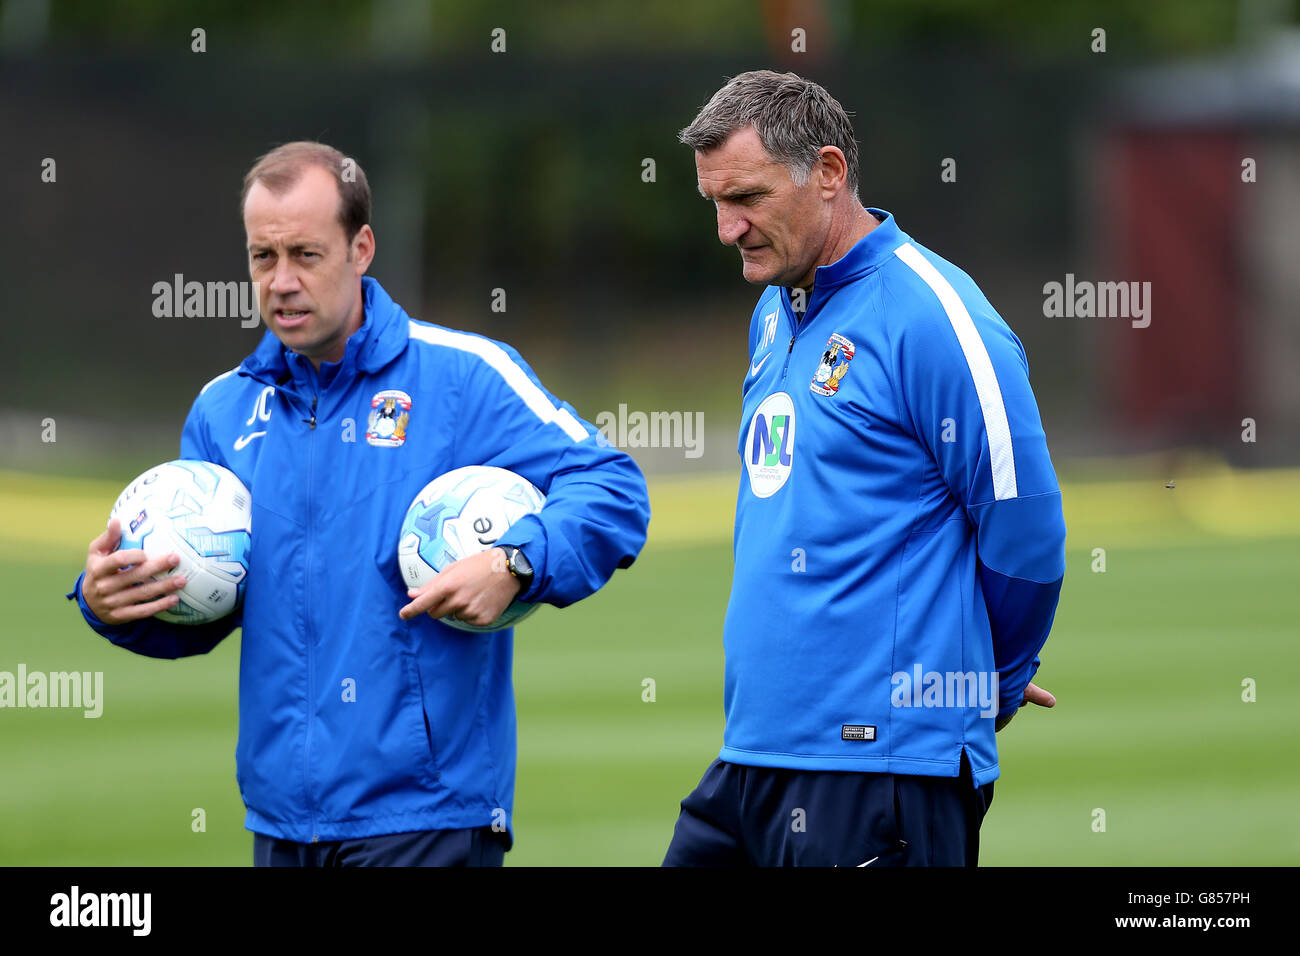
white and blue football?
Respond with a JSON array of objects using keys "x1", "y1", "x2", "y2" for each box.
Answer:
[
  {"x1": 110, "y1": 460, "x2": 252, "y2": 625},
  {"x1": 398, "y1": 465, "x2": 546, "y2": 633}
]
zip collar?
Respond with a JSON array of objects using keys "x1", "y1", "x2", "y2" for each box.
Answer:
[
  {"x1": 239, "y1": 276, "x2": 411, "y2": 389},
  {"x1": 771, "y1": 208, "x2": 909, "y2": 334},
  {"x1": 802, "y1": 207, "x2": 909, "y2": 293}
]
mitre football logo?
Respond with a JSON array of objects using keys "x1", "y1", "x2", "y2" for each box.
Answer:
[
  {"x1": 745, "y1": 391, "x2": 796, "y2": 498},
  {"x1": 366, "y1": 389, "x2": 412, "y2": 447}
]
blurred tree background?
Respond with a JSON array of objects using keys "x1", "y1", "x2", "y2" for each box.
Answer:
[
  {"x1": 5, "y1": 1, "x2": 1300, "y2": 874},
  {"x1": 2, "y1": 0, "x2": 1297, "y2": 475}
]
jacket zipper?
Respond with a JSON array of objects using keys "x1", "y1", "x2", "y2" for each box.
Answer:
[
  {"x1": 781, "y1": 284, "x2": 834, "y2": 382},
  {"x1": 780, "y1": 289, "x2": 810, "y2": 382},
  {"x1": 303, "y1": 390, "x2": 318, "y2": 841},
  {"x1": 237, "y1": 369, "x2": 323, "y2": 841}
]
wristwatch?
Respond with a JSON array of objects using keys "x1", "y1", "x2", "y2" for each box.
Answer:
[{"x1": 502, "y1": 546, "x2": 534, "y2": 592}]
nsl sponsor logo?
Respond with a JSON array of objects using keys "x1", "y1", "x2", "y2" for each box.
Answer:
[{"x1": 745, "y1": 392, "x2": 795, "y2": 498}]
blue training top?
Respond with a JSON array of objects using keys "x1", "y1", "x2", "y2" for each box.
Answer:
[{"x1": 720, "y1": 209, "x2": 1066, "y2": 787}]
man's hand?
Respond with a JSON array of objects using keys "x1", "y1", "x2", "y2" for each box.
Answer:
[
  {"x1": 82, "y1": 518, "x2": 186, "y2": 625},
  {"x1": 994, "y1": 681, "x2": 1056, "y2": 732},
  {"x1": 399, "y1": 547, "x2": 523, "y2": 627}
]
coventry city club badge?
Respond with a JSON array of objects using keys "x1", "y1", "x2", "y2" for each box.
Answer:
[
  {"x1": 810, "y1": 333, "x2": 855, "y2": 396},
  {"x1": 366, "y1": 389, "x2": 412, "y2": 447}
]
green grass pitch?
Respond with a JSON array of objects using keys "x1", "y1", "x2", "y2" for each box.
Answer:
[{"x1": 0, "y1": 466, "x2": 1296, "y2": 865}]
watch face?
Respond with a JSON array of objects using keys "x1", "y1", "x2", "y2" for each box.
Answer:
[{"x1": 508, "y1": 548, "x2": 533, "y2": 579}]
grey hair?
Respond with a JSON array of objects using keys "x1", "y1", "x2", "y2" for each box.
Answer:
[{"x1": 679, "y1": 70, "x2": 860, "y2": 196}]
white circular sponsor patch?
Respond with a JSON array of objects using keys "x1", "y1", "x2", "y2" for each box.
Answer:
[{"x1": 744, "y1": 391, "x2": 796, "y2": 498}]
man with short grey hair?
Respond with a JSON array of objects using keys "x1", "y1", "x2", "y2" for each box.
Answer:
[{"x1": 664, "y1": 71, "x2": 1066, "y2": 867}]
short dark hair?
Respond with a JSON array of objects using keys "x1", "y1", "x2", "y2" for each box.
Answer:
[
  {"x1": 679, "y1": 70, "x2": 860, "y2": 196},
  {"x1": 240, "y1": 141, "x2": 371, "y2": 242}
]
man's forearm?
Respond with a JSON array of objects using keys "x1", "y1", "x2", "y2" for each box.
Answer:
[
  {"x1": 978, "y1": 561, "x2": 1063, "y2": 720},
  {"x1": 69, "y1": 571, "x2": 237, "y2": 660}
]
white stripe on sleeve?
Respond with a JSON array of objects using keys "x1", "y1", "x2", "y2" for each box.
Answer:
[
  {"x1": 199, "y1": 367, "x2": 240, "y2": 395},
  {"x1": 894, "y1": 243, "x2": 1018, "y2": 500},
  {"x1": 408, "y1": 321, "x2": 589, "y2": 442}
]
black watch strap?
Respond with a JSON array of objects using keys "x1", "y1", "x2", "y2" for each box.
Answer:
[{"x1": 504, "y1": 546, "x2": 534, "y2": 590}]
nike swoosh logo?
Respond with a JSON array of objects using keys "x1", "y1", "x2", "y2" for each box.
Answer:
[
  {"x1": 836, "y1": 839, "x2": 907, "y2": 867},
  {"x1": 749, "y1": 353, "x2": 772, "y2": 377},
  {"x1": 233, "y1": 431, "x2": 266, "y2": 451}
]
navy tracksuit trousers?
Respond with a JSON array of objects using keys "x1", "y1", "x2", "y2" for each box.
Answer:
[{"x1": 663, "y1": 751, "x2": 994, "y2": 867}]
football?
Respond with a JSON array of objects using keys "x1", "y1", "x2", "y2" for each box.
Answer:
[
  {"x1": 109, "y1": 460, "x2": 253, "y2": 625},
  {"x1": 398, "y1": 465, "x2": 546, "y2": 632}
]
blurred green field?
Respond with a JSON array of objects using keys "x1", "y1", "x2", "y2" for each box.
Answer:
[{"x1": 0, "y1": 463, "x2": 1297, "y2": 866}]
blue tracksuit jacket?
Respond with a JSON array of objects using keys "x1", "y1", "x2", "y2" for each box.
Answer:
[
  {"x1": 721, "y1": 209, "x2": 1066, "y2": 787},
  {"x1": 72, "y1": 276, "x2": 650, "y2": 842}
]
